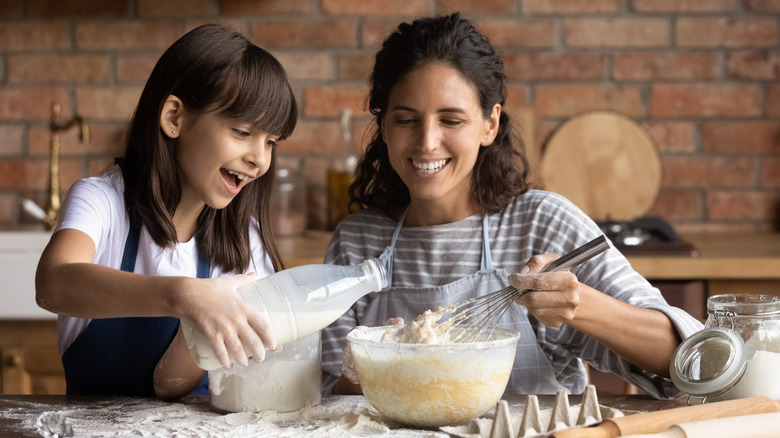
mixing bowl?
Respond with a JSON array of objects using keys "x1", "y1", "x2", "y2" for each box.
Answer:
[{"x1": 347, "y1": 325, "x2": 520, "y2": 428}]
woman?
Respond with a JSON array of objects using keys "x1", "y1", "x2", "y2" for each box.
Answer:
[{"x1": 321, "y1": 13, "x2": 702, "y2": 398}]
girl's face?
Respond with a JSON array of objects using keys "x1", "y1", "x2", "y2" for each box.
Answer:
[
  {"x1": 173, "y1": 105, "x2": 277, "y2": 213},
  {"x1": 381, "y1": 63, "x2": 500, "y2": 224}
]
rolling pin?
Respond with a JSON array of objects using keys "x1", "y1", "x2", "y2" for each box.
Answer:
[
  {"x1": 620, "y1": 411, "x2": 780, "y2": 438},
  {"x1": 553, "y1": 396, "x2": 780, "y2": 438}
]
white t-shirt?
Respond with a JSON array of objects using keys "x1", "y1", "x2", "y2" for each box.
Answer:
[{"x1": 54, "y1": 166, "x2": 274, "y2": 354}]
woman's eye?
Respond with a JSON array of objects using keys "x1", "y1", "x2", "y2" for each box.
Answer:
[
  {"x1": 441, "y1": 119, "x2": 463, "y2": 126},
  {"x1": 395, "y1": 118, "x2": 415, "y2": 126}
]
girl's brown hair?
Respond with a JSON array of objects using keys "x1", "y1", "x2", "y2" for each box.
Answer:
[
  {"x1": 121, "y1": 24, "x2": 297, "y2": 273},
  {"x1": 352, "y1": 13, "x2": 530, "y2": 215}
]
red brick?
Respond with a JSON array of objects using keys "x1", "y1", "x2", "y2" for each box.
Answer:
[
  {"x1": 362, "y1": 19, "x2": 402, "y2": 50},
  {"x1": 88, "y1": 158, "x2": 117, "y2": 177},
  {"x1": 437, "y1": 0, "x2": 515, "y2": 13},
  {"x1": 762, "y1": 157, "x2": 780, "y2": 188},
  {"x1": 275, "y1": 52, "x2": 335, "y2": 81},
  {"x1": 477, "y1": 19, "x2": 556, "y2": 48},
  {"x1": 221, "y1": 0, "x2": 314, "y2": 15},
  {"x1": 0, "y1": 22, "x2": 70, "y2": 51},
  {"x1": 677, "y1": 18, "x2": 779, "y2": 48},
  {"x1": 303, "y1": 86, "x2": 369, "y2": 118},
  {"x1": 0, "y1": 159, "x2": 79, "y2": 190},
  {"x1": 249, "y1": 19, "x2": 358, "y2": 49},
  {"x1": 506, "y1": 86, "x2": 527, "y2": 108},
  {"x1": 727, "y1": 50, "x2": 780, "y2": 80},
  {"x1": 613, "y1": 51, "x2": 718, "y2": 80},
  {"x1": 138, "y1": 0, "x2": 216, "y2": 17},
  {"x1": 701, "y1": 121, "x2": 780, "y2": 154},
  {"x1": 323, "y1": 0, "x2": 428, "y2": 15},
  {"x1": 534, "y1": 84, "x2": 644, "y2": 118},
  {"x1": 25, "y1": 0, "x2": 128, "y2": 17},
  {"x1": 651, "y1": 83, "x2": 762, "y2": 117},
  {"x1": 0, "y1": 1, "x2": 21, "y2": 18},
  {"x1": 0, "y1": 193, "x2": 15, "y2": 224},
  {"x1": 29, "y1": 123, "x2": 127, "y2": 157},
  {"x1": 745, "y1": 0, "x2": 780, "y2": 12},
  {"x1": 75, "y1": 21, "x2": 180, "y2": 50},
  {"x1": 662, "y1": 156, "x2": 755, "y2": 188},
  {"x1": 642, "y1": 121, "x2": 696, "y2": 153},
  {"x1": 116, "y1": 54, "x2": 161, "y2": 84},
  {"x1": 8, "y1": 55, "x2": 109, "y2": 84},
  {"x1": 183, "y1": 19, "x2": 245, "y2": 35},
  {"x1": 633, "y1": 0, "x2": 738, "y2": 12},
  {"x1": 647, "y1": 190, "x2": 702, "y2": 221},
  {"x1": 0, "y1": 88, "x2": 72, "y2": 121},
  {"x1": 338, "y1": 53, "x2": 374, "y2": 82},
  {"x1": 283, "y1": 120, "x2": 342, "y2": 155},
  {"x1": 564, "y1": 18, "x2": 668, "y2": 48},
  {"x1": 707, "y1": 190, "x2": 778, "y2": 220},
  {"x1": 522, "y1": 0, "x2": 620, "y2": 13},
  {"x1": 770, "y1": 85, "x2": 780, "y2": 118},
  {"x1": 76, "y1": 87, "x2": 143, "y2": 121},
  {"x1": 503, "y1": 53, "x2": 604, "y2": 80},
  {"x1": 0, "y1": 125, "x2": 24, "y2": 156}
]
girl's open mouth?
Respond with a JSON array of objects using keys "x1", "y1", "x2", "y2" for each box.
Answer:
[{"x1": 221, "y1": 168, "x2": 250, "y2": 193}]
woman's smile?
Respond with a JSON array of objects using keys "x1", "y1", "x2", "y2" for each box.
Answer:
[{"x1": 410, "y1": 158, "x2": 450, "y2": 175}]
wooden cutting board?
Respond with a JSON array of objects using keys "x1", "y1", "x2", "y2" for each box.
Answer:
[{"x1": 540, "y1": 111, "x2": 661, "y2": 222}]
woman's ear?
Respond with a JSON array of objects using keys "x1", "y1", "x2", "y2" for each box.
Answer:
[
  {"x1": 480, "y1": 103, "x2": 501, "y2": 146},
  {"x1": 160, "y1": 95, "x2": 184, "y2": 138}
]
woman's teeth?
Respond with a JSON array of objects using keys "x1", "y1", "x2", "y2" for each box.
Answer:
[{"x1": 412, "y1": 159, "x2": 448, "y2": 174}]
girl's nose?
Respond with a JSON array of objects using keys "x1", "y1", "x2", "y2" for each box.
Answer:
[{"x1": 245, "y1": 140, "x2": 270, "y2": 170}]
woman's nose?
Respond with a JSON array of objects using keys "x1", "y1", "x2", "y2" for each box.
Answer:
[{"x1": 418, "y1": 120, "x2": 441, "y2": 152}]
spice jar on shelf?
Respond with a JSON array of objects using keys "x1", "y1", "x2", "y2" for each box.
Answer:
[
  {"x1": 270, "y1": 156, "x2": 307, "y2": 236},
  {"x1": 670, "y1": 294, "x2": 780, "y2": 402}
]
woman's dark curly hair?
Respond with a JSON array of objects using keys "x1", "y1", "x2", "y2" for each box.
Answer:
[{"x1": 350, "y1": 13, "x2": 531, "y2": 215}]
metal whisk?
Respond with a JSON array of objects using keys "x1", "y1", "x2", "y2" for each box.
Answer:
[{"x1": 446, "y1": 235, "x2": 611, "y2": 343}]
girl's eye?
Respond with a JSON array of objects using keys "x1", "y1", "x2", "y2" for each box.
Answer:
[
  {"x1": 232, "y1": 128, "x2": 251, "y2": 137},
  {"x1": 266, "y1": 139, "x2": 278, "y2": 148}
]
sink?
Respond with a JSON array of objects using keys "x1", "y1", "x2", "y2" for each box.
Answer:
[{"x1": 0, "y1": 232, "x2": 57, "y2": 319}]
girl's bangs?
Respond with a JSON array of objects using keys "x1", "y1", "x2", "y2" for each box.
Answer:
[{"x1": 217, "y1": 47, "x2": 297, "y2": 139}]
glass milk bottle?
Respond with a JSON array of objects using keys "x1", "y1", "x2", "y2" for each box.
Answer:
[
  {"x1": 181, "y1": 258, "x2": 388, "y2": 371},
  {"x1": 671, "y1": 294, "x2": 780, "y2": 402}
]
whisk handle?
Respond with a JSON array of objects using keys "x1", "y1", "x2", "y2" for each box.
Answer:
[{"x1": 542, "y1": 235, "x2": 610, "y2": 273}]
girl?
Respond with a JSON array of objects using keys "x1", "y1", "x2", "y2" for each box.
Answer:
[
  {"x1": 322, "y1": 14, "x2": 703, "y2": 398},
  {"x1": 35, "y1": 24, "x2": 297, "y2": 399}
]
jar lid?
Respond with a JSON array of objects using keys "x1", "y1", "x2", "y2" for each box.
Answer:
[{"x1": 670, "y1": 327, "x2": 756, "y2": 398}]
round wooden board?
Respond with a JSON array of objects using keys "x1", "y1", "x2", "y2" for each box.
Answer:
[{"x1": 540, "y1": 111, "x2": 661, "y2": 222}]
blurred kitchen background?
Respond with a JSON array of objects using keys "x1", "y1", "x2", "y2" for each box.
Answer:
[{"x1": 0, "y1": 0, "x2": 778, "y2": 233}]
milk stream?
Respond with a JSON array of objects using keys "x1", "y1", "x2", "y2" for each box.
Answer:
[{"x1": 181, "y1": 258, "x2": 387, "y2": 371}]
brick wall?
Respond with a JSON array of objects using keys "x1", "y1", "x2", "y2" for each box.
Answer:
[{"x1": 1, "y1": 0, "x2": 778, "y2": 233}]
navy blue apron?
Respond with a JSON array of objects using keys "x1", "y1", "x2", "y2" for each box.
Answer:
[{"x1": 62, "y1": 219, "x2": 210, "y2": 396}]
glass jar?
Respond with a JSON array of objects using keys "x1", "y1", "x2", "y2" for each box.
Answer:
[
  {"x1": 671, "y1": 294, "x2": 780, "y2": 402},
  {"x1": 271, "y1": 156, "x2": 307, "y2": 236}
]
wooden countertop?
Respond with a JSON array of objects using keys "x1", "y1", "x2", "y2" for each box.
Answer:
[
  {"x1": 278, "y1": 231, "x2": 780, "y2": 281},
  {"x1": 628, "y1": 233, "x2": 780, "y2": 280},
  {"x1": 0, "y1": 393, "x2": 686, "y2": 437}
]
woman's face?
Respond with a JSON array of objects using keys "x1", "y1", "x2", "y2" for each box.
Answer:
[
  {"x1": 381, "y1": 63, "x2": 500, "y2": 223},
  {"x1": 174, "y1": 107, "x2": 277, "y2": 213}
]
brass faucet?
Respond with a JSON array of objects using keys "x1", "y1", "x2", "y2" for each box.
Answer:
[{"x1": 21, "y1": 102, "x2": 89, "y2": 230}]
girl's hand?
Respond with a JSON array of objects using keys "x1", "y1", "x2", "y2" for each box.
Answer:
[
  {"x1": 176, "y1": 274, "x2": 275, "y2": 369},
  {"x1": 509, "y1": 253, "x2": 581, "y2": 328}
]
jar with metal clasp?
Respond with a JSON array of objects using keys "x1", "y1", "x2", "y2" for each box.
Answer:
[{"x1": 670, "y1": 294, "x2": 780, "y2": 403}]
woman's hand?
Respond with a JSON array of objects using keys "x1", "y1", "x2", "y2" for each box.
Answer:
[
  {"x1": 509, "y1": 253, "x2": 581, "y2": 327},
  {"x1": 174, "y1": 274, "x2": 276, "y2": 369}
]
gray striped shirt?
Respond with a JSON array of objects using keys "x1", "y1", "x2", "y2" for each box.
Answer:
[{"x1": 322, "y1": 190, "x2": 703, "y2": 398}]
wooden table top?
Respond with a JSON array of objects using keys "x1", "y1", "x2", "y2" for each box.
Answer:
[{"x1": 0, "y1": 393, "x2": 687, "y2": 437}]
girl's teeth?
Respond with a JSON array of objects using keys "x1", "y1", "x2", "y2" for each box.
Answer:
[{"x1": 227, "y1": 170, "x2": 249, "y2": 181}]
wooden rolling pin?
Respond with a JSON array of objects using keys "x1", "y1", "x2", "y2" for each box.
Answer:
[
  {"x1": 553, "y1": 397, "x2": 780, "y2": 438},
  {"x1": 620, "y1": 411, "x2": 780, "y2": 438}
]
